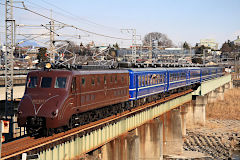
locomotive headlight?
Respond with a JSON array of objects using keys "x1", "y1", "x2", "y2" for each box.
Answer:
[
  {"x1": 51, "y1": 109, "x2": 58, "y2": 118},
  {"x1": 45, "y1": 63, "x2": 51, "y2": 69}
]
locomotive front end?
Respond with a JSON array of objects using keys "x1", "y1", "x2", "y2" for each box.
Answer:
[{"x1": 17, "y1": 70, "x2": 72, "y2": 135}]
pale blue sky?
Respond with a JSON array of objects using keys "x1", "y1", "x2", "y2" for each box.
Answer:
[{"x1": 0, "y1": 0, "x2": 240, "y2": 48}]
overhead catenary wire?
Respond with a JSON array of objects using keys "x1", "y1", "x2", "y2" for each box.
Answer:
[
  {"x1": 0, "y1": 2, "x2": 132, "y2": 41},
  {"x1": 26, "y1": 0, "x2": 122, "y2": 33}
]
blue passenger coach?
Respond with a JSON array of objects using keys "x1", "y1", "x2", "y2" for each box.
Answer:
[
  {"x1": 189, "y1": 67, "x2": 201, "y2": 84},
  {"x1": 128, "y1": 68, "x2": 167, "y2": 100},
  {"x1": 128, "y1": 67, "x2": 224, "y2": 101},
  {"x1": 168, "y1": 68, "x2": 189, "y2": 91}
]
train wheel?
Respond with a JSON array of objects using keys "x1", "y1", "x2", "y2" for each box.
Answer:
[{"x1": 26, "y1": 127, "x2": 34, "y2": 136}]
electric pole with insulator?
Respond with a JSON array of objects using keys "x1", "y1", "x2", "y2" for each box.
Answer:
[{"x1": 4, "y1": 0, "x2": 15, "y2": 140}]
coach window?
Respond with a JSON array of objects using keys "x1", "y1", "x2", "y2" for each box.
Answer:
[
  {"x1": 152, "y1": 75, "x2": 155, "y2": 85},
  {"x1": 81, "y1": 95, "x2": 85, "y2": 104},
  {"x1": 121, "y1": 76, "x2": 124, "y2": 83},
  {"x1": 171, "y1": 74, "x2": 174, "y2": 81},
  {"x1": 91, "y1": 95, "x2": 95, "y2": 101},
  {"x1": 138, "y1": 76, "x2": 141, "y2": 87},
  {"x1": 110, "y1": 75, "x2": 113, "y2": 83},
  {"x1": 55, "y1": 77, "x2": 67, "y2": 88},
  {"x1": 91, "y1": 77, "x2": 95, "y2": 85},
  {"x1": 86, "y1": 95, "x2": 90, "y2": 102},
  {"x1": 104, "y1": 76, "x2": 107, "y2": 84},
  {"x1": 148, "y1": 74, "x2": 151, "y2": 85},
  {"x1": 142, "y1": 75, "x2": 144, "y2": 86},
  {"x1": 115, "y1": 75, "x2": 117, "y2": 83},
  {"x1": 81, "y1": 77, "x2": 85, "y2": 86},
  {"x1": 41, "y1": 77, "x2": 52, "y2": 88},
  {"x1": 97, "y1": 76, "x2": 100, "y2": 85},
  {"x1": 145, "y1": 75, "x2": 147, "y2": 85},
  {"x1": 28, "y1": 76, "x2": 38, "y2": 88}
]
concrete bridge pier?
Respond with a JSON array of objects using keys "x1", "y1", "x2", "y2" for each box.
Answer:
[
  {"x1": 216, "y1": 86, "x2": 225, "y2": 101},
  {"x1": 224, "y1": 81, "x2": 233, "y2": 91},
  {"x1": 101, "y1": 130, "x2": 139, "y2": 160},
  {"x1": 137, "y1": 118, "x2": 163, "y2": 160},
  {"x1": 185, "y1": 101, "x2": 195, "y2": 126},
  {"x1": 193, "y1": 95, "x2": 207, "y2": 125},
  {"x1": 163, "y1": 108, "x2": 183, "y2": 156},
  {"x1": 180, "y1": 104, "x2": 188, "y2": 137},
  {"x1": 207, "y1": 90, "x2": 218, "y2": 103}
]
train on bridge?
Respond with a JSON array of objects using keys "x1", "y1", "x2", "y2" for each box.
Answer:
[{"x1": 17, "y1": 65, "x2": 224, "y2": 136}]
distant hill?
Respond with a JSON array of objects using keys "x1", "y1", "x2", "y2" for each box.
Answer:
[{"x1": 17, "y1": 40, "x2": 42, "y2": 47}]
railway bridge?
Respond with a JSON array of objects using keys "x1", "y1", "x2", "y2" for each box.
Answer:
[{"x1": 1, "y1": 74, "x2": 232, "y2": 159}]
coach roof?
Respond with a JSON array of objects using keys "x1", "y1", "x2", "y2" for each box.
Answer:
[{"x1": 72, "y1": 70, "x2": 129, "y2": 75}]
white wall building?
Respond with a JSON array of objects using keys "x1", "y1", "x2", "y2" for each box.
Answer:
[
  {"x1": 233, "y1": 36, "x2": 240, "y2": 46},
  {"x1": 200, "y1": 39, "x2": 218, "y2": 50}
]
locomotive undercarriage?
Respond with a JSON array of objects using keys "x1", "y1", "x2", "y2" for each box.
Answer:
[
  {"x1": 26, "y1": 116, "x2": 48, "y2": 136},
  {"x1": 29, "y1": 83, "x2": 199, "y2": 137}
]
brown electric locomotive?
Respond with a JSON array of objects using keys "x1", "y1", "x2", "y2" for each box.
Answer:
[{"x1": 17, "y1": 67, "x2": 129, "y2": 135}]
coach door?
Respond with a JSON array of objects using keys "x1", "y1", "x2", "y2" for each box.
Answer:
[
  {"x1": 103, "y1": 75, "x2": 107, "y2": 97},
  {"x1": 71, "y1": 77, "x2": 78, "y2": 108},
  {"x1": 186, "y1": 70, "x2": 190, "y2": 85}
]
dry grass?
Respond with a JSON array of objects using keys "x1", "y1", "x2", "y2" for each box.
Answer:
[{"x1": 206, "y1": 88, "x2": 240, "y2": 120}]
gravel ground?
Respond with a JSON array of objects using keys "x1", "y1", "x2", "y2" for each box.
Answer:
[{"x1": 183, "y1": 119, "x2": 240, "y2": 159}]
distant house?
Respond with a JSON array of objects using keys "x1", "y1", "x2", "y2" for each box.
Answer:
[
  {"x1": 233, "y1": 36, "x2": 240, "y2": 46},
  {"x1": 200, "y1": 39, "x2": 218, "y2": 50}
]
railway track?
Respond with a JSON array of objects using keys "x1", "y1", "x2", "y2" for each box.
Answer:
[{"x1": 1, "y1": 89, "x2": 192, "y2": 159}]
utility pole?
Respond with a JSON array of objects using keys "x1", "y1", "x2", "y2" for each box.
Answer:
[
  {"x1": 49, "y1": 9, "x2": 55, "y2": 63},
  {"x1": 203, "y1": 49, "x2": 207, "y2": 65},
  {"x1": 149, "y1": 34, "x2": 152, "y2": 63},
  {"x1": 121, "y1": 29, "x2": 137, "y2": 64},
  {"x1": 5, "y1": 0, "x2": 14, "y2": 117},
  {"x1": 4, "y1": 0, "x2": 15, "y2": 141},
  {"x1": 190, "y1": 46, "x2": 192, "y2": 63}
]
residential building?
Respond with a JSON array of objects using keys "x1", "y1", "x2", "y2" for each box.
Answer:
[
  {"x1": 233, "y1": 36, "x2": 240, "y2": 46},
  {"x1": 200, "y1": 39, "x2": 218, "y2": 50}
]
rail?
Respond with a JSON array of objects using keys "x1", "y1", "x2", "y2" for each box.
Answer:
[{"x1": 1, "y1": 89, "x2": 192, "y2": 159}]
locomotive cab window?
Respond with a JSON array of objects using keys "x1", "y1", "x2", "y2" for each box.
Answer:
[
  {"x1": 27, "y1": 76, "x2": 38, "y2": 88},
  {"x1": 55, "y1": 77, "x2": 67, "y2": 88},
  {"x1": 41, "y1": 77, "x2": 52, "y2": 88}
]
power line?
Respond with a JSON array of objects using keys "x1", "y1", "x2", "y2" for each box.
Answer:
[
  {"x1": 0, "y1": 2, "x2": 131, "y2": 41},
  {"x1": 36, "y1": 0, "x2": 122, "y2": 32}
]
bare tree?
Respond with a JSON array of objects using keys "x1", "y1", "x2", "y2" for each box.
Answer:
[{"x1": 143, "y1": 32, "x2": 174, "y2": 47}]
